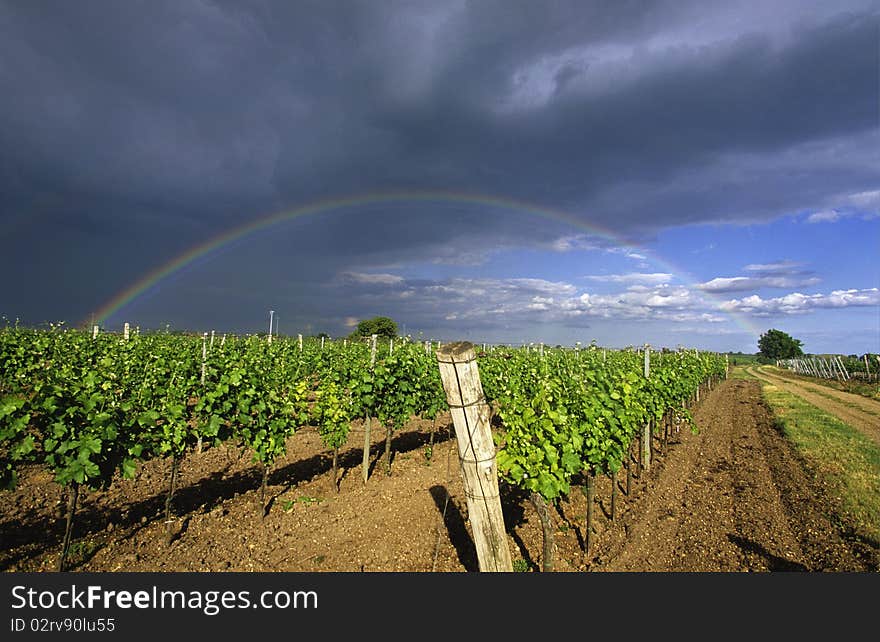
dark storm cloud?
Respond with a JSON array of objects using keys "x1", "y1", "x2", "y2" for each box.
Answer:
[{"x1": 1, "y1": 0, "x2": 877, "y2": 327}]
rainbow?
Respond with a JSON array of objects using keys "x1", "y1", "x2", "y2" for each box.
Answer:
[{"x1": 88, "y1": 189, "x2": 763, "y2": 338}]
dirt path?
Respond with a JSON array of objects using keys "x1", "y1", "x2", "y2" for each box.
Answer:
[
  {"x1": 2, "y1": 377, "x2": 875, "y2": 573},
  {"x1": 595, "y1": 376, "x2": 875, "y2": 572},
  {"x1": 745, "y1": 366, "x2": 880, "y2": 447}
]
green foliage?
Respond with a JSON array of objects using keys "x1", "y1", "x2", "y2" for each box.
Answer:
[
  {"x1": 314, "y1": 379, "x2": 351, "y2": 450},
  {"x1": 758, "y1": 329, "x2": 804, "y2": 360},
  {"x1": 482, "y1": 346, "x2": 726, "y2": 502},
  {"x1": 0, "y1": 328, "x2": 447, "y2": 497},
  {"x1": 0, "y1": 395, "x2": 32, "y2": 489}
]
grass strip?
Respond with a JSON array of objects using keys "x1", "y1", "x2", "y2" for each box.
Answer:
[
  {"x1": 755, "y1": 377, "x2": 880, "y2": 545},
  {"x1": 754, "y1": 366, "x2": 880, "y2": 418}
]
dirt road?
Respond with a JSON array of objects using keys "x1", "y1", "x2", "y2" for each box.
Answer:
[{"x1": 594, "y1": 376, "x2": 876, "y2": 572}]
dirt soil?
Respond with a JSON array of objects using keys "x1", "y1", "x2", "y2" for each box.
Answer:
[
  {"x1": 1, "y1": 376, "x2": 877, "y2": 572},
  {"x1": 746, "y1": 366, "x2": 880, "y2": 447}
]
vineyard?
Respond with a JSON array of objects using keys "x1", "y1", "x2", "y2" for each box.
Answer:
[
  {"x1": 3, "y1": 326, "x2": 873, "y2": 572},
  {"x1": 779, "y1": 354, "x2": 880, "y2": 384}
]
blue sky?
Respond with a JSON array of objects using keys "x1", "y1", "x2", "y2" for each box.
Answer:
[{"x1": 0, "y1": 1, "x2": 877, "y2": 354}]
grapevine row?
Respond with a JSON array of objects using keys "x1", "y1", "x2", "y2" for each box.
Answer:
[{"x1": 1, "y1": 327, "x2": 725, "y2": 571}]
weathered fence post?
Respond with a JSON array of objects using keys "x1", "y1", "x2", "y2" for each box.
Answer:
[
  {"x1": 362, "y1": 334, "x2": 378, "y2": 484},
  {"x1": 436, "y1": 341, "x2": 513, "y2": 572},
  {"x1": 123, "y1": 322, "x2": 130, "y2": 341},
  {"x1": 642, "y1": 344, "x2": 651, "y2": 471}
]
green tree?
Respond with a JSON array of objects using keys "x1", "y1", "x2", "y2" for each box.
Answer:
[
  {"x1": 355, "y1": 316, "x2": 398, "y2": 339},
  {"x1": 758, "y1": 329, "x2": 804, "y2": 361}
]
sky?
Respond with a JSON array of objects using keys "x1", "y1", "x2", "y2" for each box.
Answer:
[{"x1": 1, "y1": 0, "x2": 878, "y2": 354}]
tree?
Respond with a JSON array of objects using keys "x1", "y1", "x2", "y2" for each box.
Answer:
[
  {"x1": 355, "y1": 316, "x2": 398, "y2": 339},
  {"x1": 758, "y1": 329, "x2": 804, "y2": 361}
]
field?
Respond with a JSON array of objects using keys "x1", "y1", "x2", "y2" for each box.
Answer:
[{"x1": 3, "y1": 361, "x2": 877, "y2": 573}]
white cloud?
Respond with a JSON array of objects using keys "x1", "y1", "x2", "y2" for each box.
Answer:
[
  {"x1": 340, "y1": 271, "x2": 404, "y2": 285},
  {"x1": 549, "y1": 234, "x2": 599, "y2": 252},
  {"x1": 336, "y1": 265, "x2": 876, "y2": 335},
  {"x1": 584, "y1": 272, "x2": 673, "y2": 285},
  {"x1": 803, "y1": 189, "x2": 880, "y2": 224},
  {"x1": 505, "y1": 278, "x2": 578, "y2": 296},
  {"x1": 543, "y1": 235, "x2": 650, "y2": 262},
  {"x1": 846, "y1": 189, "x2": 880, "y2": 212},
  {"x1": 697, "y1": 276, "x2": 754, "y2": 292},
  {"x1": 719, "y1": 288, "x2": 879, "y2": 315},
  {"x1": 743, "y1": 260, "x2": 801, "y2": 274},
  {"x1": 697, "y1": 274, "x2": 820, "y2": 292},
  {"x1": 605, "y1": 247, "x2": 648, "y2": 261},
  {"x1": 806, "y1": 209, "x2": 842, "y2": 223}
]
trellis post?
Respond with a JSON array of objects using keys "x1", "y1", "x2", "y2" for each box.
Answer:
[
  {"x1": 362, "y1": 334, "x2": 378, "y2": 484},
  {"x1": 642, "y1": 344, "x2": 651, "y2": 471},
  {"x1": 436, "y1": 342, "x2": 513, "y2": 572}
]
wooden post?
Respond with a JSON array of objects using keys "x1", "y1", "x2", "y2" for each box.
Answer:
[
  {"x1": 642, "y1": 345, "x2": 651, "y2": 471},
  {"x1": 837, "y1": 356, "x2": 850, "y2": 381},
  {"x1": 123, "y1": 322, "x2": 130, "y2": 340},
  {"x1": 829, "y1": 358, "x2": 842, "y2": 381},
  {"x1": 210, "y1": 330, "x2": 215, "y2": 349},
  {"x1": 268, "y1": 310, "x2": 274, "y2": 345},
  {"x1": 197, "y1": 333, "x2": 208, "y2": 453},
  {"x1": 436, "y1": 342, "x2": 513, "y2": 572},
  {"x1": 610, "y1": 469, "x2": 617, "y2": 521},
  {"x1": 584, "y1": 470, "x2": 595, "y2": 556},
  {"x1": 201, "y1": 333, "x2": 207, "y2": 385},
  {"x1": 362, "y1": 334, "x2": 379, "y2": 484},
  {"x1": 92, "y1": 325, "x2": 99, "y2": 339},
  {"x1": 298, "y1": 334, "x2": 303, "y2": 352}
]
